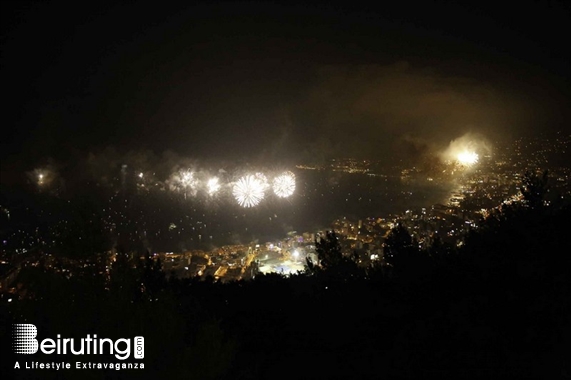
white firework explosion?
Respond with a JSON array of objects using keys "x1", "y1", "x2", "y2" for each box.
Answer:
[
  {"x1": 273, "y1": 171, "x2": 296, "y2": 198},
  {"x1": 169, "y1": 169, "x2": 199, "y2": 198},
  {"x1": 207, "y1": 177, "x2": 221, "y2": 195},
  {"x1": 457, "y1": 151, "x2": 479, "y2": 166},
  {"x1": 233, "y1": 175, "x2": 266, "y2": 207}
]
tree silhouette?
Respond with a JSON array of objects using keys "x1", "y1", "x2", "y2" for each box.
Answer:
[
  {"x1": 315, "y1": 230, "x2": 343, "y2": 269},
  {"x1": 461, "y1": 169, "x2": 571, "y2": 282},
  {"x1": 383, "y1": 223, "x2": 414, "y2": 268},
  {"x1": 185, "y1": 320, "x2": 237, "y2": 379},
  {"x1": 109, "y1": 248, "x2": 141, "y2": 300},
  {"x1": 140, "y1": 251, "x2": 166, "y2": 299},
  {"x1": 427, "y1": 234, "x2": 455, "y2": 263},
  {"x1": 383, "y1": 223, "x2": 430, "y2": 282},
  {"x1": 306, "y1": 230, "x2": 361, "y2": 279},
  {"x1": 521, "y1": 170, "x2": 549, "y2": 209}
]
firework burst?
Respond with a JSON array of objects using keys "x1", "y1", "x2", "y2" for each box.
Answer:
[
  {"x1": 207, "y1": 177, "x2": 221, "y2": 195},
  {"x1": 457, "y1": 151, "x2": 479, "y2": 166},
  {"x1": 169, "y1": 169, "x2": 199, "y2": 198},
  {"x1": 273, "y1": 171, "x2": 296, "y2": 198},
  {"x1": 233, "y1": 175, "x2": 266, "y2": 207}
]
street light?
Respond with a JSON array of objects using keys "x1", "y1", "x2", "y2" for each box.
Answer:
[{"x1": 292, "y1": 250, "x2": 299, "y2": 262}]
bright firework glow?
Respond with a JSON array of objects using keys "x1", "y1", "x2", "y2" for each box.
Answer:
[
  {"x1": 442, "y1": 133, "x2": 489, "y2": 169},
  {"x1": 273, "y1": 171, "x2": 296, "y2": 198},
  {"x1": 30, "y1": 168, "x2": 53, "y2": 187},
  {"x1": 457, "y1": 151, "x2": 479, "y2": 166},
  {"x1": 168, "y1": 169, "x2": 199, "y2": 198},
  {"x1": 180, "y1": 170, "x2": 196, "y2": 187},
  {"x1": 233, "y1": 175, "x2": 266, "y2": 208},
  {"x1": 207, "y1": 177, "x2": 221, "y2": 195}
]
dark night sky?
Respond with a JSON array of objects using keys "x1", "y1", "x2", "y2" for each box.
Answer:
[{"x1": 1, "y1": 1, "x2": 570, "y2": 176}]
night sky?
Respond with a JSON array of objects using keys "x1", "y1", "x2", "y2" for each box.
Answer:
[{"x1": 2, "y1": 1, "x2": 570, "y2": 178}]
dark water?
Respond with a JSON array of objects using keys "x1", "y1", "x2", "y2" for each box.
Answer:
[
  {"x1": 177, "y1": 169, "x2": 451, "y2": 250},
  {"x1": 0, "y1": 169, "x2": 452, "y2": 253}
]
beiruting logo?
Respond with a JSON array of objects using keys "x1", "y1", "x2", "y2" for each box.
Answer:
[{"x1": 13, "y1": 324, "x2": 144, "y2": 361}]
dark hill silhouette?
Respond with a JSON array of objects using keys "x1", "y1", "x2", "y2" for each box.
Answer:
[{"x1": 1, "y1": 171, "x2": 569, "y2": 379}]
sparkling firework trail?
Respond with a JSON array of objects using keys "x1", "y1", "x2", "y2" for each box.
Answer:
[
  {"x1": 273, "y1": 171, "x2": 296, "y2": 198},
  {"x1": 232, "y1": 175, "x2": 266, "y2": 207}
]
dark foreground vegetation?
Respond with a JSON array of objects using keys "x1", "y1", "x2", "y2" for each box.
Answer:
[{"x1": 1, "y1": 172, "x2": 570, "y2": 379}]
